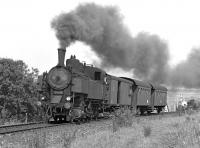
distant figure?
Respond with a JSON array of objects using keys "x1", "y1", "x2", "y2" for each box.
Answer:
[
  {"x1": 177, "y1": 97, "x2": 187, "y2": 108},
  {"x1": 177, "y1": 99, "x2": 187, "y2": 114},
  {"x1": 180, "y1": 100, "x2": 187, "y2": 107}
]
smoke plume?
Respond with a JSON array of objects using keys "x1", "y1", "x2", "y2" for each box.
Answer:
[
  {"x1": 169, "y1": 48, "x2": 200, "y2": 88},
  {"x1": 52, "y1": 3, "x2": 200, "y2": 88},
  {"x1": 51, "y1": 3, "x2": 169, "y2": 84},
  {"x1": 51, "y1": 3, "x2": 133, "y2": 68},
  {"x1": 132, "y1": 33, "x2": 169, "y2": 83}
]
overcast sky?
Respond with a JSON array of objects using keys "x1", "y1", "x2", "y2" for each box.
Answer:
[{"x1": 0, "y1": 0, "x2": 200, "y2": 75}]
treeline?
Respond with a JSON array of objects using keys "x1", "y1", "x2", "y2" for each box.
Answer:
[
  {"x1": 187, "y1": 99, "x2": 200, "y2": 110},
  {"x1": 176, "y1": 99, "x2": 200, "y2": 114},
  {"x1": 0, "y1": 58, "x2": 43, "y2": 124}
]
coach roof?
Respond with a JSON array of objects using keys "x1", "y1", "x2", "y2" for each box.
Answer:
[
  {"x1": 121, "y1": 77, "x2": 151, "y2": 88},
  {"x1": 150, "y1": 83, "x2": 167, "y2": 91},
  {"x1": 110, "y1": 75, "x2": 133, "y2": 84}
]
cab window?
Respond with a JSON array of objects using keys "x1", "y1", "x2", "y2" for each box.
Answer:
[{"x1": 94, "y1": 72, "x2": 101, "y2": 80}]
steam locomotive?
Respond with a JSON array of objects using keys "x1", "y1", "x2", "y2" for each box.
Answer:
[{"x1": 38, "y1": 48, "x2": 167, "y2": 122}]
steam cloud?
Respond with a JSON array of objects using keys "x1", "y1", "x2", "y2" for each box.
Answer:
[{"x1": 51, "y1": 3, "x2": 200, "y2": 88}]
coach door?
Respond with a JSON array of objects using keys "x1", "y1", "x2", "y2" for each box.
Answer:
[
  {"x1": 150, "y1": 88, "x2": 155, "y2": 109},
  {"x1": 117, "y1": 81, "x2": 121, "y2": 104},
  {"x1": 131, "y1": 85, "x2": 137, "y2": 108}
]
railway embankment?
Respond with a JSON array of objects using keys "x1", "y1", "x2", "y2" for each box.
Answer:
[{"x1": 0, "y1": 110, "x2": 199, "y2": 148}]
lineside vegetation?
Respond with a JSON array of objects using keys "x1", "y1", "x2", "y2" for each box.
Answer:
[
  {"x1": 0, "y1": 58, "x2": 43, "y2": 125},
  {"x1": 1, "y1": 109, "x2": 200, "y2": 147}
]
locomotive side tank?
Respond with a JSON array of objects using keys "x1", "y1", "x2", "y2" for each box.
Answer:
[{"x1": 67, "y1": 56, "x2": 106, "y2": 100}]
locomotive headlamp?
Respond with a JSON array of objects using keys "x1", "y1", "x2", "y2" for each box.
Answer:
[
  {"x1": 41, "y1": 97, "x2": 45, "y2": 100},
  {"x1": 66, "y1": 96, "x2": 71, "y2": 101}
]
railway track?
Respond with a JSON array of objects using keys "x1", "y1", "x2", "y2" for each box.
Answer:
[
  {"x1": 138, "y1": 111, "x2": 178, "y2": 117},
  {"x1": 0, "y1": 121, "x2": 67, "y2": 135},
  {"x1": 0, "y1": 111, "x2": 178, "y2": 135}
]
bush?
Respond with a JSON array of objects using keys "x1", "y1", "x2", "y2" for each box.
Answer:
[
  {"x1": 176, "y1": 105, "x2": 187, "y2": 116},
  {"x1": 112, "y1": 108, "x2": 134, "y2": 132}
]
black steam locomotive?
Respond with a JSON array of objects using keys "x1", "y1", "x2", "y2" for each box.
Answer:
[{"x1": 38, "y1": 48, "x2": 167, "y2": 122}]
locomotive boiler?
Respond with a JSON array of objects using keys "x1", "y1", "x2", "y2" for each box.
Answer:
[{"x1": 38, "y1": 48, "x2": 168, "y2": 123}]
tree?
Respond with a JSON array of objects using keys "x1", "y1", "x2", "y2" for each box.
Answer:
[{"x1": 0, "y1": 58, "x2": 40, "y2": 122}]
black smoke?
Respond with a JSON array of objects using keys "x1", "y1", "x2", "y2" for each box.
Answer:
[
  {"x1": 51, "y1": 3, "x2": 169, "y2": 84},
  {"x1": 132, "y1": 33, "x2": 169, "y2": 84},
  {"x1": 51, "y1": 3, "x2": 133, "y2": 68},
  {"x1": 169, "y1": 48, "x2": 200, "y2": 88}
]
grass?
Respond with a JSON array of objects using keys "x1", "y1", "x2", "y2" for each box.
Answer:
[
  {"x1": 1, "y1": 110, "x2": 200, "y2": 148},
  {"x1": 112, "y1": 108, "x2": 134, "y2": 132},
  {"x1": 63, "y1": 129, "x2": 77, "y2": 148},
  {"x1": 143, "y1": 125, "x2": 152, "y2": 137},
  {"x1": 0, "y1": 118, "x2": 22, "y2": 126},
  {"x1": 71, "y1": 110, "x2": 200, "y2": 148}
]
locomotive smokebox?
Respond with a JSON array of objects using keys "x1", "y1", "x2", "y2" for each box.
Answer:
[{"x1": 57, "y1": 48, "x2": 66, "y2": 66}]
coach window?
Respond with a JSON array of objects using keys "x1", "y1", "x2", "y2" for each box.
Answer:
[{"x1": 95, "y1": 71, "x2": 101, "y2": 80}]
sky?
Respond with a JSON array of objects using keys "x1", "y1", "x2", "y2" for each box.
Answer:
[{"x1": 0, "y1": 0, "x2": 200, "y2": 76}]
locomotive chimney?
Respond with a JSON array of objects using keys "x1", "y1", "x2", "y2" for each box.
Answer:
[{"x1": 57, "y1": 48, "x2": 66, "y2": 66}]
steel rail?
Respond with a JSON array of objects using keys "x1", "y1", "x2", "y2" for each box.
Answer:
[
  {"x1": 0, "y1": 121, "x2": 44, "y2": 129},
  {"x1": 0, "y1": 111, "x2": 179, "y2": 135},
  {"x1": 0, "y1": 122, "x2": 61, "y2": 135}
]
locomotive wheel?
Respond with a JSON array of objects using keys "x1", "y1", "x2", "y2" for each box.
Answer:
[
  {"x1": 147, "y1": 111, "x2": 151, "y2": 115},
  {"x1": 157, "y1": 109, "x2": 161, "y2": 114},
  {"x1": 54, "y1": 116, "x2": 58, "y2": 123},
  {"x1": 140, "y1": 110, "x2": 144, "y2": 115},
  {"x1": 136, "y1": 108, "x2": 141, "y2": 115},
  {"x1": 65, "y1": 115, "x2": 71, "y2": 122}
]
